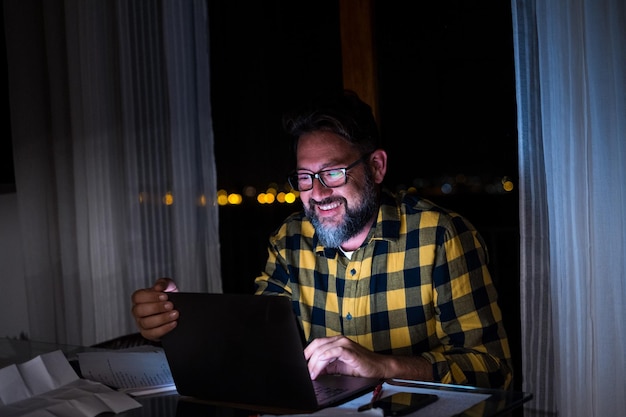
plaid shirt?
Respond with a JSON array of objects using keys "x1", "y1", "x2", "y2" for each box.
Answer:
[{"x1": 254, "y1": 189, "x2": 512, "y2": 389}]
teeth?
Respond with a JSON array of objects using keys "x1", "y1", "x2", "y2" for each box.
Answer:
[{"x1": 319, "y1": 201, "x2": 341, "y2": 211}]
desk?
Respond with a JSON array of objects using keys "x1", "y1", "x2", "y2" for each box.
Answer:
[
  {"x1": 0, "y1": 338, "x2": 532, "y2": 417},
  {"x1": 120, "y1": 382, "x2": 531, "y2": 417}
]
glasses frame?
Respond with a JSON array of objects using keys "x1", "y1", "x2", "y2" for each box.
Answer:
[{"x1": 288, "y1": 155, "x2": 367, "y2": 192}]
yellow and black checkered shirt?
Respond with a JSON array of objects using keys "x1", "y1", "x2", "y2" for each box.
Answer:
[{"x1": 254, "y1": 189, "x2": 512, "y2": 389}]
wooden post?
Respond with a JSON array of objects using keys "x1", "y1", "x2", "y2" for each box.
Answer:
[{"x1": 339, "y1": 0, "x2": 379, "y2": 122}]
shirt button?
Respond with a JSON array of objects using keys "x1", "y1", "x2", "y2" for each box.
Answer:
[
  {"x1": 350, "y1": 268, "x2": 357, "y2": 276},
  {"x1": 346, "y1": 313, "x2": 352, "y2": 320}
]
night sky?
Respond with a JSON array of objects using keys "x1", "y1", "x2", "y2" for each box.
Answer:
[{"x1": 209, "y1": 1, "x2": 517, "y2": 195}]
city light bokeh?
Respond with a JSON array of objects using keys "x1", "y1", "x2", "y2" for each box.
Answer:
[{"x1": 136, "y1": 175, "x2": 515, "y2": 207}]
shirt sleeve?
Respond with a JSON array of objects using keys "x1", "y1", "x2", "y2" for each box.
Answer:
[
  {"x1": 253, "y1": 226, "x2": 292, "y2": 297},
  {"x1": 421, "y1": 214, "x2": 513, "y2": 389}
]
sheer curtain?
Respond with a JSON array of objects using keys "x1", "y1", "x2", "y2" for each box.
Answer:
[
  {"x1": 6, "y1": 0, "x2": 221, "y2": 346},
  {"x1": 512, "y1": 0, "x2": 626, "y2": 416}
]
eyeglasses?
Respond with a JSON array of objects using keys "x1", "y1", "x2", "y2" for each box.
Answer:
[{"x1": 288, "y1": 156, "x2": 367, "y2": 192}]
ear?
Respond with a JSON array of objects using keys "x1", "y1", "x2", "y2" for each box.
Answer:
[{"x1": 367, "y1": 149, "x2": 387, "y2": 184}]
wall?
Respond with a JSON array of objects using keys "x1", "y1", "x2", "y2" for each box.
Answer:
[{"x1": 0, "y1": 192, "x2": 29, "y2": 338}]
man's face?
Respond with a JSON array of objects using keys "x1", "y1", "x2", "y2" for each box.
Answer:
[{"x1": 295, "y1": 131, "x2": 381, "y2": 249}]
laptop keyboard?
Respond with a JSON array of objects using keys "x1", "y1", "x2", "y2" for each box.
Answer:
[{"x1": 313, "y1": 382, "x2": 348, "y2": 401}]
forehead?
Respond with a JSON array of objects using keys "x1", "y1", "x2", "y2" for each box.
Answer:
[{"x1": 296, "y1": 131, "x2": 359, "y2": 167}]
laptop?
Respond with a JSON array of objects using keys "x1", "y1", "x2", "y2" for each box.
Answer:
[{"x1": 160, "y1": 292, "x2": 381, "y2": 413}]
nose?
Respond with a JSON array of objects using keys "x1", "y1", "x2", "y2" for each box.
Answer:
[{"x1": 308, "y1": 175, "x2": 332, "y2": 199}]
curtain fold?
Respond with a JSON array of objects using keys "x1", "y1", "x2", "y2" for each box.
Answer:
[
  {"x1": 512, "y1": 0, "x2": 626, "y2": 416},
  {"x1": 510, "y1": 1, "x2": 555, "y2": 414},
  {"x1": 6, "y1": 0, "x2": 221, "y2": 346}
]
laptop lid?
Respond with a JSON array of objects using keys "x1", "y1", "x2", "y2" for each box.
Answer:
[{"x1": 160, "y1": 292, "x2": 380, "y2": 413}]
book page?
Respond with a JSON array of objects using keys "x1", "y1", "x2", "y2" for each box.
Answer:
[{"x1": 77, "y1": 347, "x2": 175, "y2": 395}]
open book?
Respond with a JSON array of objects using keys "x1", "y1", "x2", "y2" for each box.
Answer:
[{"x1": 77, "y1": 346, "x2": 176, "y2": 396}]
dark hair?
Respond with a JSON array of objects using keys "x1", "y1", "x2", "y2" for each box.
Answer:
[{"x1": 283, "y1": 90, "x2": 380, "y2": 156}]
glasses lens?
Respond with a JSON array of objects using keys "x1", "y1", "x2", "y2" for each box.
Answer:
[
  {"x1": 319, "y1": 169, "x2": 346, "y2": 188},
  {"x1": 289, "y1": 173, "x2": 313, "y2": 191}
]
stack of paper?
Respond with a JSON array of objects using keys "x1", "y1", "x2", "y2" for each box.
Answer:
[{"x1": 0, "y1": 350, "x2": 141, "y2": 417}]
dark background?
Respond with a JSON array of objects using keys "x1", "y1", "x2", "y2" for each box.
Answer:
[
  {"x1": 1, "y1": 3, "x2": 15, "y2": 194},
  {"x1": 208, "y1": 1, "x2": 517, "y2": 192}
]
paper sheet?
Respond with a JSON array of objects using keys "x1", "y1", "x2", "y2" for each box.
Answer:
[{"x1": 0, "y1": 350, "x2": 141, "y2": 417}]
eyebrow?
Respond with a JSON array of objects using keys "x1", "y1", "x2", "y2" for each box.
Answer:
[{"x1": 295, "y1": 158, "x2": 353, "y2": 173}]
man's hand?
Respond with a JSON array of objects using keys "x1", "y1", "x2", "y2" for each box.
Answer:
[
  {"x1": 304, "y1": 335, "x2": 434, "y2": 381},
  {"x1": 131, "y1": 278, "x2": 179, "y2": 341},
  {"x1": 304, "y1": 335, "x2": 387, "y2": 379}
]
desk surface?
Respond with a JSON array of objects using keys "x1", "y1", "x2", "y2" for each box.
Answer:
[
  {"x1": 121, "y1": 383, "x2": 531, "y2": 417},
  {"x1": 0, "y1": 338, "x2": 532, "y2": 417}
]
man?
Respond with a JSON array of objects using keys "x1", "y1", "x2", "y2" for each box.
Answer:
[{"x1": 132, "y1": 91, "x2": 512, "y2": 389}]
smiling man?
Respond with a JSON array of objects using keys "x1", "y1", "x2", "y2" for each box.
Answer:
[{"x1": 131, "y1": 90, "x2": 513, "y2": 390}]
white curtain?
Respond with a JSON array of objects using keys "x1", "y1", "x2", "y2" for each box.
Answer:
[
  {"x1": 6, "y1": 0, "x2": 221, "y2": 347},
  {"x1": 512, "y1": 0, "x2": 626, "y2": 416}
]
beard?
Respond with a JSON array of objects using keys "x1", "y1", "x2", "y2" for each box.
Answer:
[{"x1": 305, "y1": 172, "x2": 379, "y2": 249}]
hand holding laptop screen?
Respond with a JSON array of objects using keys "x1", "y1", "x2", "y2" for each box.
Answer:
[
  {"x1": 131, "y1": 90, "x2": 513, "y2": 392},
  {"x1": 131, "y1": 278, "x2": 180, "y2": 341}
]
